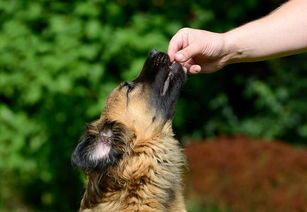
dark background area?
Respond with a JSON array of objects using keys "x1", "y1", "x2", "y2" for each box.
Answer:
[{"x1": 0, "y1": 0, "x2": 306, "y2": 211}]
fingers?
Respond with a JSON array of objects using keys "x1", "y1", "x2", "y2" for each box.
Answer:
[
  {"x1": 189, "y1": 65, "x2": 202, "y2": 74},
  {"x1": 174, "y1": 42, "x2": 201, "y2": 63},
  {"x1": 188, "y1": 62, "x2": 222, "y2": 74},
  {"x1": 168, "y1": 28, "x2": 224, "y2": 74},
  {"x1": 168, "y1": 30, "x2": 185, "y2": 62},
  {"x1": 200, "y1": 63, "x2": 222, "y2": 74},
  {"x1": 181, "y1": 58, "x2": 206, "y2": 74}
]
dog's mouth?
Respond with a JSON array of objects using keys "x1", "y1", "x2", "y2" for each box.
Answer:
[
  {"x1": 135, "y1": 49, "x2": 185, "y2": 95},
  {"x1": 134, "y1": 49, "x2": 186, "y2": 120},
  {"x1": 161, "y1": 62, "x2": 183, "y2": 96}
]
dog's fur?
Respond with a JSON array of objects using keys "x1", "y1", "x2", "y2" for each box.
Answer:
[{"x1": 72, "y1": 49, "x2": 186, "y2": 212}]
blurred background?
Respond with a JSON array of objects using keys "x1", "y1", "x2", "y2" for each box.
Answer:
[{"x1": 0, "y1": 0, "x2": 306, "y2": 211}]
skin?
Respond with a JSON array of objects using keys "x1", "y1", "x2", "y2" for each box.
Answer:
[{"x1": 168, "y1": 0, "x2": 307, "y2": 74}]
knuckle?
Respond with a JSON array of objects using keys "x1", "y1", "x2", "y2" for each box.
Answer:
[{"x1": 178, "y1": 27, "x2": 191, "y2": 34}]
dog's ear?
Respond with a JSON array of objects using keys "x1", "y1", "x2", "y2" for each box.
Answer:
[
  {"x1": 71, "y1": 138, "x2": 96, "y2": 171},
  {"x1": 71, "y1": 121, "x2": 130, "y2": 171}
]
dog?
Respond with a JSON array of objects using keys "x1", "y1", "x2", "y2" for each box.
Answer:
[{"x1": 72, "y1": 49, "x2": 186, "y2": 212}]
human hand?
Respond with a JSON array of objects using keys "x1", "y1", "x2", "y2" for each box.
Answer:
[{"x1": 168, "y1": 28, "x2": 230, "y2": 74}]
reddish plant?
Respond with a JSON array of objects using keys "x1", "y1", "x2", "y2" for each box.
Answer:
[{"x1": 185, "y1": 136, "x2": 307, "y2": 212}]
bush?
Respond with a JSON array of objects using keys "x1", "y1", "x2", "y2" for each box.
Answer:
[{"x1": 185, "y1": 136, "x2": 307, "y2": 212}]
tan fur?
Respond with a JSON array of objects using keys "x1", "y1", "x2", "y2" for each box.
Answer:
[{"x1": 79, "y1": 83, "x2": 186, "y2": 212}]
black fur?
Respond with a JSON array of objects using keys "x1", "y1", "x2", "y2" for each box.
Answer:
[
  {"x1": 134, "y1": 49, "x2": 185, "y2": 121},
  {"x1": 71, "y1": 121, "x2": 130, "y2": 171}
]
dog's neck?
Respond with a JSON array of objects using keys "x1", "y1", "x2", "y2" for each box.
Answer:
[{"x1": 81, "y1": 171, "x2": 117, "y2": 209}]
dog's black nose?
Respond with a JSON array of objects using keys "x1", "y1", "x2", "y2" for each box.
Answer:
[{"x1": 149, "y1": 49, "x2": 159, "y2": 57}]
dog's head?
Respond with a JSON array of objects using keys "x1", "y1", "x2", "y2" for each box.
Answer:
[{"x1": 72, "y1": 49, "x2": 185, "y2": 171}]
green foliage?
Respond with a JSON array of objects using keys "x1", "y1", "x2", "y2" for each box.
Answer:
[
  {"x1": 183, "y1": 57, "x2": 307, "y2": 142},
  {"x1": 0, "y1": 0, "x2": 306, "y2": 210}
]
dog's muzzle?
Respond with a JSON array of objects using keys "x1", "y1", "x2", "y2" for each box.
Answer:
[{"x1": 134, "y1": 49, "x2": 186, "y2": 120}]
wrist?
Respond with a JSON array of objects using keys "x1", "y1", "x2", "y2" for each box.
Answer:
[{"x1": 222, "y1": 30, "x2": 246, "y2": 65}]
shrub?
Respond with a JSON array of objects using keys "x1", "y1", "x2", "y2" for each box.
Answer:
[{"x1": 185, "y1": 136, "x2": 307, "y2": 212}]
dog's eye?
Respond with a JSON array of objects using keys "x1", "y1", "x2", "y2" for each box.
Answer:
[{"x1": 124, "y1": 81, "x2": 135, "y2": 93}]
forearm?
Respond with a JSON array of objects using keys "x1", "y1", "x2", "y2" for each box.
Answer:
[{"x1": 224, "y1": 0, "x2": 307, "y2": 64}]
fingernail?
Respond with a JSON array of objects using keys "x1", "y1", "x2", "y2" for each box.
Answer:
[{"x1": 175, "y1": 53, "x2": 185, "y2": 61}]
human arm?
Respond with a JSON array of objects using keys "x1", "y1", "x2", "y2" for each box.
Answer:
[{"x1": 168, "y1": 0, "x2": 307, "y2": 73}]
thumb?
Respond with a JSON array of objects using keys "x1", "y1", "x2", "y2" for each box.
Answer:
[{"x1": 174, "y1": 43, "x2": 200, "y2": 63}]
